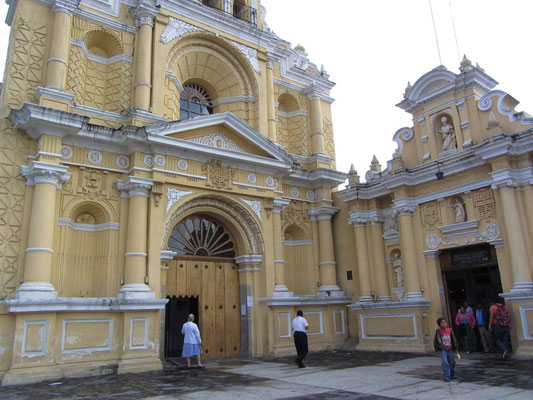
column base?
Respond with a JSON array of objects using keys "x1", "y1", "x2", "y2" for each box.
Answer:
[
  {"x1": 377, "y1": 296, "x2": 392, "y2": 302},
  {"x1": 15, "y1": 282, "x2": 58, "y2": 300},
  {"x1": 272, "y1": 285, "x2": 294, "y2": 297},
  {"x1": 317, "y1": 285, "x2": 345, "y2": 297},
  {"x1": 118, "y1": 284, "x2": 155, "y2": 300},
  {"x1": 404, "y1": 292, "x2": 426, "y2": 301},
  {"x1": 510, "y1": 282, "x2": 533, "y2": 293},
  {"x1": 356, "y1": 296, "x2": 374, "y2": 304}
]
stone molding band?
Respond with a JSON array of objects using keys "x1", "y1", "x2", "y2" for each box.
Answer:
[
  {"x1": 124, "y1": 252, "x2": 148, "y2": 257},
  {"x1": 25, "y1": 247, "x2": 54, "y2": 253},
  {"x1": 47, "y1": 57, "x2": 68, "y2": 66}
]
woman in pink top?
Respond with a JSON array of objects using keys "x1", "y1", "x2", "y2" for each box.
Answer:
[{"x1": 455, "y1": 306, "x2": 476, "y2": 353}]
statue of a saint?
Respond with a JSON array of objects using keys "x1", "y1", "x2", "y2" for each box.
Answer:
[
  {"x1": 439, "y1": 116, "x2": 457, "y2": 151},
  {"x1": 454, "y1": 198, "x2": 466, "y2": 223},
  {"x1": 393, "y1": 253, "x2": 404, "y2": 288}
]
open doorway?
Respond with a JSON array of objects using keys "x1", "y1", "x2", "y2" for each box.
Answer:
[
  {"x1": 165, "y1": 295, "x2": 199, "y2": 358},
  {"x1": 440, "y1": 244, "x2": 502, "y2": 350}
]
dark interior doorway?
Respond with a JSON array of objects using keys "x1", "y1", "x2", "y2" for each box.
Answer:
[
  {"x1": 440, "y1": 244, "x2": 502, "y2": 343},
  {"x1": 165, "y1": 295, "x2": 199, "y2": 358}
]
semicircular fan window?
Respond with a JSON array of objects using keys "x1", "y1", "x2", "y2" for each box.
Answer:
[
  {"x1": 168, "y1": 216, "x2": 235, "y2": 258},
  {"x1": 179, "y1": 83, "x2": 213, "y2": 120}
]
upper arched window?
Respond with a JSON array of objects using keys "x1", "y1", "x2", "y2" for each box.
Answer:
[{"x1": 179, "y1": 83, "x2": 213, "y2": 120}]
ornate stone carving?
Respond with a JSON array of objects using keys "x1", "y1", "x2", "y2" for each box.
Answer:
[
  {"x1": 241, "y1": 198, "x2": 261, "y2": 221},
  {"x1": 177, "y1": 159, "x2": 188, "y2": 171},
  {"x1": 144, "y1": 155, "x2": 154, "y2": 167},
  {"x1": 160, "y1": 17, "x2": 203, "y2": 44},
  {"x1": 154, "y1": 154, "x2": 166, "y2": 167},
  {"x1": 306, "y1": 190, "x2": 315, "y2": 201},
  {"x1": 76, "y1": 213, "x2": 95, "y2": 224},
  {"x1": 247, "y1": 173, "x2": 256, "y2": 184},
  {"x1": 473, "y1": 188, "x2": 496, "y2": 221},
  {"x1": 87, "y1": 150, "x2": 102, "y2": 164},
  {"x1": 61, "y1": 145, "x2": 73, "y2": 160},
  {"x1": 453, "y1": 198, "x2": 466, "y2": 223},
  {"x1": 166, "y1": 188, "x2": 192, "y2": 212},
  {"x1": 230, "y1": 39, "x2": 261, "y2": 74},
  {"x1": 116, "y1": 176, "x2": 153, "y2": 198},
  {"x1": 187, "y1": 133, "x2": 246, "y2": 153},
  {"x1": 281, "y1": 202, "x2": 308, "y2": 225},
  {"x1": 116, "y1": 155, "x2": 130, "y2": 169},
  {"x1": 314, "y1": 188, "x2": 323, "y2": 200},
  {"x1": 421, "y1": 202, "x2": 441, "y2": 228},
  {"x1": 437, "y1": 116, "x2": 457, "y2": 151},
  {"x1": 392, "y1": 253, "x2": 404, "y2": 288},
  {"x1": 202, "y1": 160, "x2": 235, "y2": 190},
  {"x1": 426, "y1": 233, "x2": 458, "y2": 250},
  {"x1": 265, "y1": 176, "x2": 277, "y2": 188},
  {"x1": 465, "y1": 223, "x2": 501, "y2": 244},
  {"x1": 290, "y1": 187, "x2": 299, "y2": 197}
]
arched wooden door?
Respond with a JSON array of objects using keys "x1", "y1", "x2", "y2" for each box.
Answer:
[{"x1": 165, "y1": 215, "x2": 241, "y2": 359}]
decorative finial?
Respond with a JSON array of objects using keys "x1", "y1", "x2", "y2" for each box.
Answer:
[
  {"x1": 459, "y1": 54, "x2": 473, "y2": 72},
  {"x1": 403, "y1": 81, "x2": 412, "y2": 98},
  {"x1": 349, "y1": 164, "x2": 357, "y2": 175}
]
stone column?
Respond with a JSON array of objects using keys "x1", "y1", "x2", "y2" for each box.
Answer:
[
  {"x1": 352, "y1": 221, "x2": 373, "y2": 303},
  {"x1": 308, "y1": 90, "x2": 325, "y2": 155},
  {"x1": 272, "y1": 198, "x2": 292, "y2": 296},
  {"x1": 266, "y1": 58, "x2": 277, "y2": 141},
  {"x1": 132, "y1": 3, "x2": 157, "y2": 111},
  {"x1": 45, "y1": 0, "x2": 78, "y2": 91},
  {"x1": 235, "y1": 254, "x2": 262, "y2": 356},
  {"x1": 498, "y1": 185, "x2": 533, "y2": 292},
  {"x1": 117, "y1": 176, "x2": 154, "y2": 299},
  {"x1": 396, "y1": 204, "x2": 424, "y2": 301},
  {"x1": 17, "y1": 162, "x2": 70, "y2": 299},
  {"x1": 309, "y1": 206, "x2": 342, "y2": 294},
  {"x1": 369, "y1": 221, "x2": 391, "y2": 301}
]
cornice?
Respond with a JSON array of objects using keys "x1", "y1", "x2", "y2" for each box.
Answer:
[
  {"x1": 20, "y1": 161, "x2": 71, "y2": 188},
  {"x1": 307, "y1": 205, "x2": 339, "y2": 220}
]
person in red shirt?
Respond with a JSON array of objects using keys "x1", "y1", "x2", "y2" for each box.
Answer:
[
  {"x1": 489, "y1": 297, "x2": 512, "y2": 359},
  {"x1": 434, "y1": 317, "x2": 458, "y2": 382}
]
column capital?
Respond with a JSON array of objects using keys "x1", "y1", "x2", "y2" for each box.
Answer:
[
  {"x1": 423, "y1": 250, "x2": 441, "y2": 259},
  {"x1": 53, "y1": 0, "x2": 79, "y2": 15},
  {"x1": 20, "y1": 161, "x2": 70, "y2": 188},
  {"x1": 235, "y1": 254, "x2": 263, "y2": 266},
  {"x1": 266, "y1": 56, "x2": 278, "y2": 70},
  {"x1": 393, "y1": 197, "x2": 417, "y2": 215},
  {"x1": 308, "y1": 205, "x2": 339, "y2": 221},
  {"x1": 272, "y1": 198, "x2": 290, "y2": 214},
  {"x1": 117, "y1": 176, "x2": 153, "y2": 198},
  {"x1": 160, "y1": 250, "x2": 177, "y2": 261},
  {"x1": 131, "y1": 0, "x2": 158, "y2": 27}
]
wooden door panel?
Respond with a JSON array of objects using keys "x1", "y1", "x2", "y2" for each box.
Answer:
[
  {"x1": 225, "y1": 262, "x2": 240, "y2": 356},
  {"x1": 215, "y1": 262, "x2": 226, "y2": 357},
  {"x1": 166, "y1": 260, "x2": 177, "y2": 297},
  {"x1": 201, "y1": 261, "x2": 216, "y2": 358},
  {"x1": 176, "y1": 260, "x2": 187, "y2": 295},
  {"x1": 187, "y1": 260, "x2": 201, "y2": 296}
]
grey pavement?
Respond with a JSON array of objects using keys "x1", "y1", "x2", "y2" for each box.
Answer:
[{"x1": 2, "y1": 351, "x2": 533, "y2": 399}]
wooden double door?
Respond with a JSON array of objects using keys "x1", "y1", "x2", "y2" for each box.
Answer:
[{"x1": 166, "y1": 258, "x2": 241, "y2": 359}]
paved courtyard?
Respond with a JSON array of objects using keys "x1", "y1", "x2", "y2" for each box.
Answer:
[{"x1": 1, "y1": 351, "x2": 533, "y2": 399}]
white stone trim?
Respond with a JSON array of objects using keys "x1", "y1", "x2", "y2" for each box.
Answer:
[
  {"x1": 278, "y1": 312, "x2": 291, "y2": 338},
  {"x1": 235, "y1": 254, "x2": 263, "y2": 266},
  {"x1": 229, "y1": 39, "x2": 261, "y2": 74},
  {"x1": 259, "y1": 295, "x2": 352, "y2": 307},
  {"x1": 22, "y1": 320, "x2": 48, "y2": 358},
  {"x1": 160, "y1": 17, "x2": 203, "y2": 44},
  {"x1": 277, "y1": 109, "x2": 308, "y2": 118},
  {"x1": 334, "y1": 310, "x2": 345, "y2": 334},
  {"x1": 59, "y1": 218, "x2": 119, "y2": 231},
  {"x1": 125, "y1": 252, "x2": 148, "y2": 257},
  {"x1": 360, "y1": 313, "x2": 417, "y2": 340},
  {"x1": 240, "y1": 198, "x2": 261, "y2": 221},
  {"x1": 519, "y1": 306, "x2": 533, "y2": 340},
  {"x1": 186, "y1": 133, "x2": 246, "y2": 153},
  {"x1": 212, "y1": 96, "x2": 256, "y2": 107},
  {"x1": 79, "y1": 0, "x2": 120, "y2": 18},
  {"x1": 166, "y1": 188, "x2": 193, "y2": 213},
  {"x1": 61, "y1": 318, "x2": 113, "y2": 354},
  {"x1": 25, "y1": 247, "x2": 53, "y2": 253},
  {"x1": 75, "y1": 8, "x2": 136, "y2": 34},
  {"x1": 129, "y1": 317, "x2": 149, "y2": 350},
  {"x1": 306, "y1": 311, "x2": 323, "y2": 335},
  {"x1": 70, "y1": 39, "x2": 133, "y2": 64},
  {"x1": 282, "y1": 239, "x2": 312, "y2": 246}
]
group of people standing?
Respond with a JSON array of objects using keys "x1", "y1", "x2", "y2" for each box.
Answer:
[{"x1": 434, "y1": 298, "x2": 513, "y2": 382}]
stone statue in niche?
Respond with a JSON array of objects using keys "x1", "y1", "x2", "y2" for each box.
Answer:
[
  {"x1": 453, "y1": 198, "x2": 466, "y2": 223},
  {"x1": 438, "y1": 116, "x2": 457, "y2": 151},
  {"x1": 393, "y1": 253, "x2": 404, "y2": 288}
]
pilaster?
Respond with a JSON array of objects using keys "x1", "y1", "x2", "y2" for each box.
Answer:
[
  {"x1": 272, "y1": 198, "x2": 292, "y2": 296},
  {"x1": 308, "y1": 88, "x2": 325, "y2": 155}
]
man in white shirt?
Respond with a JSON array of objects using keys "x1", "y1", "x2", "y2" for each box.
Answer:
[{"x1": 292, "y1": 309, "x2": 309, "y2": 368}]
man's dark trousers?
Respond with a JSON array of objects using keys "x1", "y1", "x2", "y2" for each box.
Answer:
[{"x1": 294, "y1": 331, "x2": 308, "y2": 367}]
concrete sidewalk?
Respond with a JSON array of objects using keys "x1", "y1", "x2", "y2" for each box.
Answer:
[{"x1": 1, "y1": 351, "x2": 532, "y2": 399}]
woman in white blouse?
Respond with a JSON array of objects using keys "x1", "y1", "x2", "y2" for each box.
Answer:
[{"x1": 181, "y1": 314, "x2": 204, "y2": 368}]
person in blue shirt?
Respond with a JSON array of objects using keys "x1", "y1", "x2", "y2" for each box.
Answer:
[{"x1": 475, "y1": 303, "x2": 493, "y2": 353}]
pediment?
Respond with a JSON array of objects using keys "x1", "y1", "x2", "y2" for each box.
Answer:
[{"x1": 144, "y1": 112, "x2": 294, "y2": 165}]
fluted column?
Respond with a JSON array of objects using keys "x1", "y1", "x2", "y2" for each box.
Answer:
[
  {"x1": 308, "y1": 90, "x2": 325, "y2": 155},
  {"x1": 266, "y1": 58, "x2": 277, "y2": 141},
  {"x1": 352, "y1": 221, "x2": 372, "y2": 303},
  {"x1": 369, "y1": 221, "x2": 391, "y2": 301},
  {"x1": 132, "y1": 3, "x2": 157, "y2": 111},
  {"x1": 396, "y1": 203, "x2": 424, "y2": 301},
  {"x1": 308, "y1": 206, "x2": 342, "y2": 294},
  {"x1": 498, "y1": 185, "x2": 533, "y2": 292},
  {"x1": 117, "y1": 176, "x2": 154, "y2": 299},
  {"x1": 272, "y1": 198, "x2": 292, "y2": 296},
  {"x1": 45, "y1": 0, "x2": 78, "y2": 90},
  {"x1": 17, "y1": 162, "x2": 70, "y2": 299}
]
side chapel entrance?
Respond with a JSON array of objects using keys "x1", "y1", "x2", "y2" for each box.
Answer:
[{"x1": 165, "y1": 215, "x2": 241, "y2": 359}]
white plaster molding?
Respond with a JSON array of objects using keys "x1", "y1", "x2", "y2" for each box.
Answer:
[
  {"x1": 116, "y1": 155, "x2": 130, "y2": 169},
  {"x1": 75, "y1": 7, "x2": 136, "y2": 34},
  {"x1": 277, "y1": 109, "x2": 308, "y2": 118},
  {"x1": 272, "y1": 198, "x2": 290, "y2": 214},
  {"x1": 154, "y1": 154, "x2": 166, "y2": 167},
  {"x1": 14, "y1": 282, "x2": 58, "y2": 301},
  {"x1": 438, "y1": 220, "x2": 479, "y2": 234},
  {"x1": 247, "y1": 173, "x2": 256, "y2": 184},
  {"x1": 25, "y1": 247, "x2": 53, "y2": 253},
  {"x1": 129, "y1": 317, "x2": 149, "y2": 350},
  {"x1": 124, "y1": 252, "x2": 148, "y2": 257},
  {"x1": 278, "y1": 312, "x2": 291, "y2": 338},
  {"x1": 60, "y1": 145, "x2": 73, "y2": 160},
  {"x1": 235, "y1": 254, "x2": 263, "y2": 266},
  {"x1": 478, "y1": 90, "x2": 533, "y2": 125},
  {"x1": 70, "y1": 39, "x2": 133, "y2": 64},
  {"x1": 118, "y1": 283, "x2": 155, "y2": 300},
  {"x1": 22, "y1": 320, "x2": 48, "y2": 358},
  {"x1": 87, "y1": 150, "x2": 103, "y2": 164},
  {"x1": 308, "y1": 205, "x2": 339, "y2": 220},
  {"x1": 426, "y1": 233, "x2": 459, "y2": 250},
  {"x1": 3, "y1": 297, "x2": 168, "y2": 313},
  {"x1": 116, "y1": 176, "x2": 153, "y2": 198},
  {"x1": 290, "y1": 187, "x2": 299, "y2": 197},
  {"x1": 465, "y1": 223, "x2": 501, "y2": 244},
  {"x1": 177, "y1": 159, "x2": 189, "y2": 171},
  {"x1": 392, "y1": 127, "x2": 414, "y2": 155},
  {"x1": 212, "y1": 96, "x2": 256, "y2": 107},
  {"x1": 61, "y1": 318, "x2": 113, "y2": 354},
  {"x1": 20, "y1": 161, "x2": 71, "y2": 189},
  {"x1": 59, "y1": 218, "x2": 119, "y2": 231},
  {"x1": 259, "y1": 294, "x2": 352, "y2": 307},
  {"x1": 520, "y1": 306, "x2": 533, "y2": 340},
  {"x1": 160, "y1": 250, "x2": 177, "y2": 262},
  {"x1": 359, "y1": 313, "x2": 417, "y2": 340},
  {"x1": 35, "y1": 86, "x2": 74, "y2": 104},
  {"x1": 165, "y1": 70, "x2": 184, "y2": 93},
  {"x1": 333, "y1": 310, "x2": 345, "y2": 334},
  {"x1": 305, "y1": 311, "x2": 323, "y2": 335},
  {"x1": 80, "y1": 0, "x2": 120, "y2": 17},
  {"x1": 166, "y1": 188, "x2": 193, "y2": 212},
  {"x1": 282, "y1": 239, "x2": 312, "y2": 246},
  {"x1": 70, "y1": 104, "x2": 127, "y2": 123},
  {"x1": 160, "y1": 17, "x2": 203, "y2": 44},
  {"x1": 186, "y1": 133, "x2": 246, "y2": 153},
  {"x1": 241, "y1": 198, "x2": 261, "y2": 221}
]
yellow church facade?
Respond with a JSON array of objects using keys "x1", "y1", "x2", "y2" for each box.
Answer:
[{"x1": 0, "y1": 0, "x2": 532, "y2": 386}]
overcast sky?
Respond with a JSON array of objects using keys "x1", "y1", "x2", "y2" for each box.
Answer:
[
  {"x1": 262, "y1": 0, "x2": 533, "y2": 179},
  {"x1": 0, "y1": 1, "x2": 531, "y2": 181}
]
